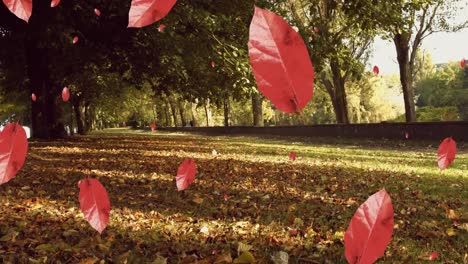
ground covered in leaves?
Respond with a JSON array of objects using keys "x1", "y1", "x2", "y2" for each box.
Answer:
[{"x1": 0, "y1": 129, "x2": 467, "y2": 263}]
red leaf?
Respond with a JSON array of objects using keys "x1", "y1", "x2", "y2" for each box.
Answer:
[
  {"x1": 248, "y1": 6, "x2": 315, "y2": 114},
  {"x1": 158, "y1": 24, "x2": 166, "y2": 32},
  {"x1": 211, "y1": 61, "x2": 216, "y2": 68},
  {"x1": 127, "y1": 0, "x2": 177, "y2": 28},
  {"x1": 0, "y1": 123, "x2": 28, "y2": 185},
  {"x1": 151, "y1": 122, "x2": 156, "y2": 131},
  {"x1": 2, "y1": 0, "x2": 32, "y2": 22},
  {"x1": 176, "y1": 158, "x2": 196, "y2": 191},
  {"x1": 429, "y1": 251, "x2": 438, "y2": 261},
  {"x1": 289, "y1": 151, "x2": 296, "y2": 161},
  {"x1": 373, "y1": 66, "x2": 379, "y2": 75},
  {"x1": 122, "y1": 121, "x2": 126, "y2": 127},
  {"x1": 405, "y1": 132, "x2": 409, "y2": 139},
  {"x1": 94, "y1": 8, "x2": 101, "y2": 16},
  {"x1": 437, "y1": 137, "x2": 456, "y2": 170},
  {"x1": 62, "y1": 87, "x2": 70, "y2": 102},
  {"x1": 345, "y1": 188, "x2": 394, "y2": 264},
  {"x1": 461, "y1": 58, "x2": 466, "y2": 68},
  {"x1": 78, "y1": 178, "x2": 111, "y2": 234},
  {"x1": 50, "y1": 0, "x2": 60, "y2": 8},
  {"x1": 72, "y1": 36, "x2": 79, "y2": 44},
  {"x1": 31, "y1": 93, "x2": 36, "y2": 102},
  {"x1": 313, "y1": 26, "x2": 319, "y2": 33}
]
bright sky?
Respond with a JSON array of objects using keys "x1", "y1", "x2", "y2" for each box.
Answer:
[{"x1": 370, "y1": 1, "x2": 468, "y2": 74}]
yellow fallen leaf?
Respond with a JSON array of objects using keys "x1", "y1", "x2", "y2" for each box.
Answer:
[
  {"x1": 233, "y1": 251, "x2": 255, "y2": 264},
  {"x1": 447, "y1": 209, "x2": 458, "y2": 220},
  {"x1": 446, "y1": 228, "x2": 457, "y2": 236},
  {"x1": 237, "y1": 242, "x2": 252, "y2": 255}
]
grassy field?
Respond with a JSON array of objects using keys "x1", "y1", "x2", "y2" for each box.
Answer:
[{"x1": 0, "y1": 128, "x2": 466, "y2": 263}]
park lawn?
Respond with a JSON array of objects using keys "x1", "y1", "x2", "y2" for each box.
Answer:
[{"x1": 0, "y1": 128, "x2": 466, "y2": 263}]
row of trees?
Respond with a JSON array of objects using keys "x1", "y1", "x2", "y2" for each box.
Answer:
[{"x1": 0, "y1": 0, "x2": 467, "y2": 138}]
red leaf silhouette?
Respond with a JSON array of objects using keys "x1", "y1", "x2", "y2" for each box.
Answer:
[
  {"x1": 248, "y1": 6, "x2": 315, "y2": 114},
  {"x1": 72, "y1": 36, "x2": 79, "y2": 44},
  {"x1": 94, "y1": 8, "x2": 101, "y2": 16},
  {"x1": 461, "y1": 58, "x2": 466, "y2": 68},
  {"x1": 127, "y1": 0, "x2": 177, "y2": 28},
  {"x1": 62, "y1": 87, "x2": 70, "y2": 102},
  {"x1": 0, "y1": 123, "x2": 28, "y2": 185},
  {"x1": 176, "y1": 158, "x2": 196, "y2": 191},
  {"x1": 345, "y1": 188, "x2": 394, "y2": 264},
  {"x1": 78, "y1": 178, "x2": 111, "y2": 234},
  {"x1": 437, "y1": 137, "x2": 456, "y2": 170},
  {"x1": 373, "y1": 66, "x2": 379, "y2": 75},
  {"x1": 158, "y1": 24, "x2": 166, "y2": 32},
  {"x1": 289, "y1": 151, "x2": 296, "y2": 161},
  {"x1": 50, "y1": 0, "x2": 60, "y2": 8},
  {"x1": 31, "y1": 93, "x2": 36, "y2": 102},
  {"x1": 2, "y1": 0, "x2": 32, "y2": 22},
  {"x1": 429, "y1": 251, "x2": 438, "y2": 261}
]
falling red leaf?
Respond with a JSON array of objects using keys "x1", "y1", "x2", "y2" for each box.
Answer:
[
  {"x1": 345, "y1": 188, "x2": 394, "y2": 264},
  {"x1": 62, "y1": 87, "x2": 70, "y2": 102},
  {"x1": 223, "y1": 194, "x2": 230, "y2": 201},
  {"x1": 122, "y1": 121, "x2": 126, "y2": 127},
  {"x1": 461, "y1": 58, "x2": 466, "y2": 68},
  {"x1": 429, "y1": 251, "x2": 438, "y2": 261},
  {"x1": 211, "y1": 61, "x2": 216, "y2": 68},
  {"x1": 158, "y1": 24, "x2": 166, "y2": 32},
  {"x1": 0, "y1": 123, "x2": 28, "y2": 185},
  {"x1": 313, "y1": 26, "x2": 319, "y2": 33},
  {"x1": 31, "y1": 93, "x2": 36, "y2": 102},
  {"x1": 2, "y1": 0, "x2": 32, "y2": 22},
  {"x1": 50, "y1": 0, "x2": 60, "y2": 8},
  {"x1": 94, "y1": 8, "x2": 101, "y2": 16},
  {"x1": 127, "y1": 0, "x2": 178, "y2": 28},
  {"x1": 176, "y1": 158, "x2": 196, "y2": 191},
  {"x1": 373, "y1": 65, "x2": 379, "y2": 75},
  {"x1": 405, "y1": 132, "x2": 409, "y2": 139},
  {"x1": 437, "y1": 137, "x2": 456, "y2": 170},
  {"x1": 72, "y1": 36, "x2": 79, "y2": 44},
  {"x1": 78, "y1": 178, "x2": 111, "y2": 234},
  {"x1": 289, "y1": 151, "x2": 296, "y2": 161},
  {"x1": 151, "y1": 122, "x2": 156, "y2": 131},
  {"x1": 248, "y1": 6, "x2": 315, "y2": 114}
]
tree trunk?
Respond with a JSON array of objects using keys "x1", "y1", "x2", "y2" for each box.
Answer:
[
  {"x1": 321, "y1": 67, "x2": 350, "y2": 124},
  {"x1": 165, "y1": 92, "x2": 179, "y2": 127},
  {"x1": 252, "y1": 93, "x2": 264, "y2": 126},
  {"x1": 178, "y1": 100, "x2": 187, "y2": 126},
  {"x1": 394, "y1": 33, "x2": 417, "y2": 122},
  {"x1": 190, "y1": 102, "x2": 198, "y2": 127},
  {"x1": 73, "y1": 97, "x2": 85, "y2": 135},
  {"x1": 204, "y1": 99, "x2": 213, "y2": 126},
  {"x1": 223, "y1": 95, "x2": 230, "y2": 127},
  {"x1": 163, "y1": 101, "x2": 171, "y2": 127}
]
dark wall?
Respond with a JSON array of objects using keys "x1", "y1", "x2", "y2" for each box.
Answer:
[{"x1": 159, "y1": 122, "x2": 468, "y2": 141}]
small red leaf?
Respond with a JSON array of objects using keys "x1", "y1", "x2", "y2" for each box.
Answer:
[
  {"x1": 78, "y1": 178, "x2": 111, "y2": 234},
  {"x1": 373, "y1": 65, "x2": 379, "y2": 75},
  {"x1": 176, "y1": 158, "x2": 196, "y2": 191},
  {"x1": 289, "y1": 151, "x2": 296, "y2": 161},
  {"x1": 345, "y1": 188, "x2": 394, "y2": 264},
  {"x1": 313, "y1": 26, "x2": 319, "y2": 33},
  {"x1": 50, "y1": 0, "x2": 60, "y2": 8},
  {"x1": 31, "y1": 93, "x2": 36, "y2": 102},
  {"x1": 127, "y1": 0, "x2": 178, "y2": 28},
  {"x1": 2, "y1": 0, "x2": 32, "y2": 22},
  {"x1": 211, "y1": 61, "x2": 216, "y2": 68},
  {"x1": 158, "y1": 24, "x2": 166, "y2": 32},
  {"x1": 122, "y1": 121, "x2": 126, "y2": 127},
  {"x1": 151, "y1": 122, "x2": 156, "y2": 131},
  {"x1": 72, "y1": 36, "x2": 79, "y2": 44},
  {"x1": 248, "y1": 6, "x2": 315, "y2": 114},
  {"x1": 429, "y1": 251, "x2": 438, "y2": 261},
  {"x1": 0, "y1": 123, "x2": 28, "y2": 185},
  {"x1": 437, "y1": 137, "x2": 456, "y2": 170},
  {"x1": 405, "y1": 132, "x2": 409, "y2": 139},
  {"x1": 461, "y1": 58, "x2": 466, "y2": 68},
  {"x1": 62, "y1": 87, "x2": 70, "y2": 102},
  {"x1": 94, "y1": 8, "x2": 101, "y2": 16},
  {"x1": 223, "y1": 194, "x2": 230, "y2": 201}
]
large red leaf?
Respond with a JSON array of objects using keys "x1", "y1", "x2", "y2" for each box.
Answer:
[
  {"x1": 176, "y1": 158, "x2": 196, "y2": 191},
  {"x1": 345, "y1": 188, "x2": 394, "y2": 264},
  {"x1": 0, "y1": 123, "x2": 28, "y2": 185},
  {"x1": 437, "y1": 137, "x2": 456, "y2": 170},
  {"x1": 78, "y1": 178, "x2": 111, "y2": 233},
  {"x1": 248, "y1": 6, "x2": 314, "y2": 114},
  {"x1": 127, "y1": 0, "x2": 177, "y2": 28},
  {"x1": 2, "y1": 0, "x2": 32, "y2": 22},
  {"x1": 62, "y1": 87, "x2": 70, "y2": 102}
]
